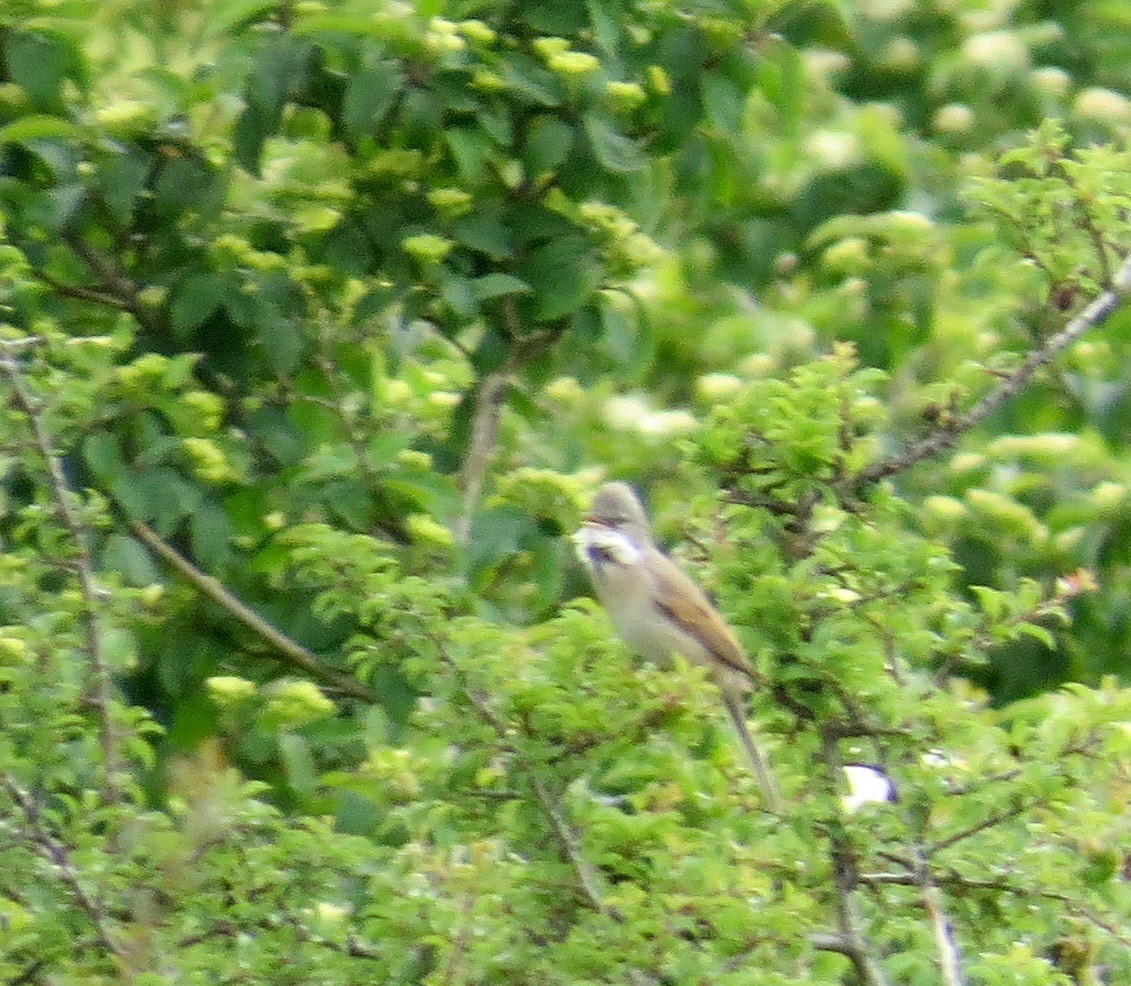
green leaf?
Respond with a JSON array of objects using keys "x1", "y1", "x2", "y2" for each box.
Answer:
[
  {"x1": 101, "y1": 534, "x2": 160, "y2": 586},
  {"x1": 202, "y1": 0, "x2": 278, "y2": 37},
  {"x1": 472, "y1": 273, "x2": 531, "y2": 301},
  {"x1": 522, "y1": 116, "x2": 574, "y2": 176},
  {"x1": 499, "y1": 52, "x2": 561, "y2": 106},
  {"x1": 446, "y1": 125, "x2": 494, "y2": 182},
  {"x1": 1017, "y1": 622, "x2": 1055, "y2": 649},
  {"x1": 100, "y1": 627, "x2": 139, "y2": 673},
  {"x1": 582, "y1": 112, "x2": 644, "y2": 172},
  {"x1": 586, "y1": 0, "x2": 623, "y2": 56},
  {"x1": 279, "y1": 733, "x2": 317, "y2": 796},
  {"x1": 519, "y1": 237, "x2": 601, "y2": 320},
  {"x1": 190, "y1": 502, "x2": 234, "y2": 570},
  {"x1": 6, "y1": 31, "x2": 76, "y2": 112},
  {"x1": 599, "y1": 291, "x2": 645, "y2": 367},
  {"x1": 171, "y1": 275, "x2": 226, "y2": 336},
  {"x1": 0, "y1": 114, "x2": 83, "y2": 144},
  {"x1": 84, "y1": 432, "x2": 124, "y2": 482},
  {"x1": 453, "y1": 214, "x2": 512, "y2": 259},
  {"x1": 701, "y1": 71, "x2": 744, "y2": 133},
  {"x1": 342, "y1": 62, "x2": 403, "y2": 142},
  {"x1": 260, "y1": 311, "x2": 305, "y2": 375}
]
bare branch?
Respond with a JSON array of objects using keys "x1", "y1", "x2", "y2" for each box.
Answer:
[
  {"x1": 861, "y1": 869, "x2": 1131, "y2": 949},
  {"x1": 455, "y1": 300, "x2": 568, "y2": 545},
  {"x1": 178, "y1": 918, "x2": 383, "y2": 960},
  {"x1": 0, "y1": 346, "x2": 123, "y2": 801},
  {"x1": 859, "y1": 252, "x2": 1131, "y2": 485},
  {"x1": 33, "y1": 268, "x2": 140, "y2": 315},
  {"x1": 127, "y1": 519, "x2": 380, "y2": 703},
  {"x1": 529, "y1": 776, "x2": 617, "y2": 920},
  {"x1": 63, "y1": 233, "x2": 139, "y2": 298}
]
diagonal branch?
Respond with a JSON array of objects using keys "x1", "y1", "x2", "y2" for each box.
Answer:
[
  {"x1": 860, "y1": 869, "x2": 1131, "y2": 950},
  {"x1": 1, "y1": 776, "x2": 126, "y2": 960},
  {"x1": 529, "y1": 776, "x2": 617, "y2": 920},
  {"x1": 128, "y1": 519, "x2": 380, "y2": 703},
  {"x1": 0, "y1": 345, "x2": 123, "y2": 802},
  {"x1": 926, "y1": 803, "x2": 1029, "y2": 856},
  {"x1": 33, "y1": 268, "x2": 141, "y2": 315},
  {"x1": 859, "y1": 252, "x2": 1131, "y2": 485}
]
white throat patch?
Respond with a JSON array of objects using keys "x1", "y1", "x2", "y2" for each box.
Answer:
[{"x1": 571, "y1": 525, "x2": 643, "y2": 568}]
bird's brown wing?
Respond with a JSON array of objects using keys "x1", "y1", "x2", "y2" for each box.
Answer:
[{"x1": 647, "y1": 548, "x2": 757, "y2": 686}]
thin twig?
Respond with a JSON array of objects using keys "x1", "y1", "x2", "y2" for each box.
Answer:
[
  {"x1": 0, "y1": 347, "x2": 123, "y2": 801},
  {"x1": 859, "y1": 252, "x2": 1131, "y2": 485},
  {"x1": 1, "y1": 776, "x2": 126, "y2": 960},
  {"x1": 178, "y1": 918, "x2": 383, "y2": 959},
  {"x1": 926, "y1": 803, "x2": 1029, "y2": 856},
  {"x1": 63, "y1": 233, "x2": 139, "y2": 297},
  {"x1": 128, "y1": 519, "x2": 379, "y2": 703},
  {"x1": 860, "y1": 870, "x2": 1131, "y2": 949},
  {"x1": 436, "y1": 655, "x2": 612, "y2": 912},
  {"x1": 529, "y1": 776, "x2": 616, "y2": 919}
]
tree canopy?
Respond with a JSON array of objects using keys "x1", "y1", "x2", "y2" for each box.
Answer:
[{"x1": 1, "y1": 1, "x2": 1130, "y2": 983}]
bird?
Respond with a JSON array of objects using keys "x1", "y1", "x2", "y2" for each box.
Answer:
[{"x1": 572, "y1": 481, "x2": 782, "y2": 811}]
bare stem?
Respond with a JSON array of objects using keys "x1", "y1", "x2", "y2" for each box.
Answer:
[
  {"x1": 927, "y1": 803, "x2": 1028, "y2": 856},
  {"x1": 128, "y1": 519, "x2": 379, "y2": 703},
  {"x1": 859, "y1": 252, "x2": 1131, "y2": 485},
  {"x1": 34, "y1": 268, "x2": 141, "y2": 314},
  {"x1": 819, "y1": 729, "x2": 892, "y2": 986},
  {"x1": 0, "y1": 347, "x2": 122, "y2": 802},
  {"x1": 912, "y1": 849, "x2": 966, "y2": 986},
  {"x1": 456, "y1": 368, "x2": 510, "y2": 545}
]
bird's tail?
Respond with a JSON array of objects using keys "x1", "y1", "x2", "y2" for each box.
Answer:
[{"x1": 720, "y1": 691, "x2": 783, "y2": 813}]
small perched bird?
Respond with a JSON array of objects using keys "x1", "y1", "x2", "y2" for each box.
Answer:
[{"x1": 573, "y1": 481, "x2": 782, "y2": 811}]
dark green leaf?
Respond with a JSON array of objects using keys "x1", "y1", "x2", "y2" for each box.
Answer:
[
  {"x1": 582, "y1": 112, "x2": 644, "y2": 172},
  {"x1": 171, "y1": 275, "x2": 226, "y2": 336},
  {"x1": 522, "y1": 116, "x2": 574, "y2": 176},
  {"x1": 518, "y1": 236, "x2": 601, "y2": 320},
  {"x1": 342, "y1": 62, "x2": 403, "y2": 142}
]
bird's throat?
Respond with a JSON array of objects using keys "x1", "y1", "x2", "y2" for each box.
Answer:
[{"x1": 571, "y1": 525, "x2": 643, "y2": 570}]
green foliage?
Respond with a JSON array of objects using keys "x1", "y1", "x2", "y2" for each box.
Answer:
[{"x1": 0, "y1": 0, "x2": 1130, "y2": 983}]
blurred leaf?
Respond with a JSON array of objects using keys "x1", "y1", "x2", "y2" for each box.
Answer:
[
  {"x1": 583, "y1": 112, "x2": 645, "y2": 172},
  {"x1": 519, "y1": 236, "x2": 600, "y2": 320}
]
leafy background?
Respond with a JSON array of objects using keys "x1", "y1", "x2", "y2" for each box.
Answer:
[{"x1": 0, "y1": 0, "x2": 1130, "y2": 982}]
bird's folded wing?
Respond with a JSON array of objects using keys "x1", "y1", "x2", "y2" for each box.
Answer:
[{"x1": 648, "y1": 551, "x2": 757, "y2": 684}]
